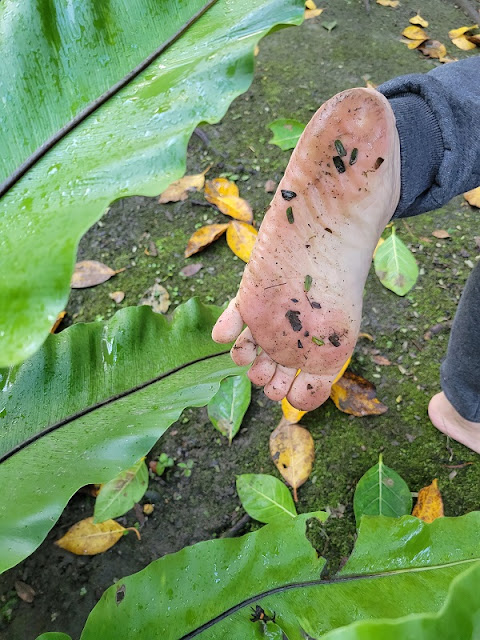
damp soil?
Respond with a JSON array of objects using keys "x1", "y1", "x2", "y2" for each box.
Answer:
[{"x1": 2, "y1": 0, "x2": 480, "y2": 637}]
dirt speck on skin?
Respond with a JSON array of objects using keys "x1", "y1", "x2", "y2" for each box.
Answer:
[{"x1": 286, "y1": 310, "x2": 302, "y2": 332}]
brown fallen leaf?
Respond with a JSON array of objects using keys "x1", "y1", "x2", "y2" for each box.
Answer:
[
  {"x1": 50, "y1": 310, "x2": 66, "y2": 334},
  {"x1": 270, "y1": 420, "x2": 315, "y2": 502},
  {"x1": 418, "y1": 40, "x2": 447, "y2": 60},
  {"x1": 55, "y1": 517, "x2": 139, "y2": 555},
  {"x1": 305, "y1": 8, "x2": 323, "y2": 18},
  {"x1": 180, "y1": 263, "x2": 203, "y2": 277},
  {"x1": 185, "y1": 223, "x2": 229, "y2": 258},
  {"x1": 158, "y1": 167, "x2": 210, "y2": 203},
  {"x1": 109, "y1": 290, "x2": 125, "y2": 304},
  {"x1": 412, "y1": 478, "x2": 444, "y2": 523},
  {"x1": 139, "y1": 283, "x2": 170, "y2": 314},
  {"x1": 409, "y1": 13, "x2": 428, "y2": 27},
  {"x1": 467, "y1": 34, "x2": 480, "y2": 45},
  {"x1": 372, "y1": 354, "x2": 392, "y2": 366},
  {"x1": 71, "y1": 261, "x2": 124, "y2": 289},
  {"x1": 376, "y1": 0, "x2": 399, "y2": 7},
  {"x1": 419, "y1": 236, "x2": 432, "y2": 243},
  {"x1": 226, "y1": 221, "x2": 258, "y2": 262},
  {"x1": 464, "y1": 186, "x2": 480, "y2": 207},
  {"x1": 15, "y1": 580, "x2": 36, "y2": 603},
  {"x1": 432, "y1": 229, "x2": 451, "y2": 239},
  {"x1": 330, "y1": 370, "x2": 388, "y2": 416},
  {"x1": 402, "y1": 25, "x2": 429, "y2": 41},
  {"x1": 145, "y1": 241, "x2": 158, "y2": 257},
  {"x1": 264, "y1": 179, "x2": 277, "y2": 193}
]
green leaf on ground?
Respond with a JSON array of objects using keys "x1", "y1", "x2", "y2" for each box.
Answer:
[
  {"x1": 0, "y1": 299, "x2": 244, "y2": 573},
  {"x1": 236, "y1": 473, "x2": 298, "y2": 523},
  {"x1": 74, "y1": 512, "x2": 480, "y2": 638},
  {"x1": 322, "y1": 20, "x2": 338, "y2": 31},
  {"x1": 268, "y1": 118, "x2": 306, "y2": 150},
  {"x1": 36, "y1": 634, "x2": 72, "y2": 640},
  {"x1": 93, "y1": 459, "x2": 149, "y2": 524},
  {"x1": 374, "y1": 226, "x2": 419, "y2": 296},
  {"x1": 0, "y1": 0, "x2": 305, "y2": 368},
  {"x1": 353, "y1": 454, "x2": 412, "y2": 525},
  {"x1": 207, "y1": 373, "x2": 251, "y2": 442}
]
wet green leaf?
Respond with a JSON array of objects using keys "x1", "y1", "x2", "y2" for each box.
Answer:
[
  {"x1": 353, "y1": 454, "x2": 412, "y2": 525},
  {"x1": 374, "y1": 227, "x2": 419, "y2": 296},
  {"x1": 93, "y1": 459, "x2": 149, "y2": 524},
  {"x1": 236, "y1": 473, "x2": 298, "y2": 523},
  {"x1": 268, "y1": 118, "x2": 306, "y2": 150},
  {"x1": 207, "y1": 373, "x2": 251, "y2": 443}
]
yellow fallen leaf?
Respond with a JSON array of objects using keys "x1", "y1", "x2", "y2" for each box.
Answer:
[
  {"x1": 305, "y1": 0, "x2": 317, "y2": 8},
  {"x1": 50, "y1": 310, "x2": 66, "y2": 333},
  {"x1": 270, "y1": 421, "x2": 315, "y2": 502},
  {"x1": 376, "y1": 0, "x2": 399, "y2": 7},
  {"x1": 451, "y1": 35, "x2": 477, "y2": 50},
  {"x1": 226, "y1": 221, "x2": 258, "y2": 262},
  {"x1": 158, "y1": 167, "x2": 210, "y2": 203},
  {"x1": 373, "y1": 237, "x2": 384, "y2": 258},
  {"x1": 402, "y1": 25, "x2": 428, "y2": 41},
  {"x1": 418, "y1": 40, "x2": 447, "y2": 59},
  {"x1": 207, "y1": 194, "x2": 253, "y2": 223},
  {"x1": 55, "y1": 517, "x2": 139, "y2": 555},
  {"x1": 412, "y1": 479, "x2": 444, "y2": 523},
  {"x1": 143, "y1": 503, "x2": 154, "y2": 515},
  {"x1": 254, "y1": 44, "x2": 260, "y2": 56},
  {"x1": 333, "y1": 356, "x2": 351, "y2": 385},
  {"x1": 467, "y1": 34, "x2": 480, "y2": 45},
  {"x1": 205, "y1": 177, "x2": 238, "y2": 198},
  {"x1": 305, "y1": 8, "x2": 323, "y2": 18},
  {"x1": 464, "y1": 186, "x2": 480, "y2": 207},
  {"x1": 448, "y1": 24, "x2": 478, "y2": 39},
  {"x1": 404, "y1": 38, "x2": 425, "y2": 49},
  {"x1": 281, "y1": 397, "x2": 307, "y2": 424},
  {"x1": 185, "y1": 223, "x2": 229, "y2": 258},
  {"x1": 71, "y1": 261, "x2": 124, "y2": 289},
  {"x1": 409, "y1": 13, "x2": 428, "y2": 27},
  {"x1": 330, "y1": 370, "x2": 388, "y2": 416}
]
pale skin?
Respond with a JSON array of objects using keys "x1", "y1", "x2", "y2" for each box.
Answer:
[{"x1": 212, "y1": 87, "x2": 480, "y2": 453}]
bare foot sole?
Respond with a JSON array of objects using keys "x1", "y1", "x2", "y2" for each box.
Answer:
[
  {"x1": 428, "y1": 392, "x2": 480, "y2": 454},
  {"x1": 213, "y1": 88, "x2": 401, "y2": 410}
]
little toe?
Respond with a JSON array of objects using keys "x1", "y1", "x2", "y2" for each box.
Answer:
[
  {"x1": 231, "y1": 327, "x2": 257, "y2": 366},
  {"x1": 287, "y1": 372, "x2": 332, "y2": 411},
  {"x1": 212, "y1": 299, "x2": 244, "y2": 343},
  {"x1": 248, "y1": 351, "x2": 277, "y2": 386},
  {"x1": 264, "y1": 364, "x2": 297, "y2": 402}
]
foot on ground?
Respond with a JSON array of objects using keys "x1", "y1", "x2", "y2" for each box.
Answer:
[
  {"x1": 428, "y1": 392, "x2": 480, "y2": 455},
  {"x1": 212, "y1": 88, "x2": 401, "y2": 410}
]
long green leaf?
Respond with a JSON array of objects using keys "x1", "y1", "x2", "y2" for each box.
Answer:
[
  {"x1": 73, "y1": 512, "x2": 480, "y2": 639},
  {"x1": 207, "y1": 373, "x2": 251, "y2": 443},
  {"x1": 93, "y1": 458, "x2": 149, "y2": 524},
  {"x1": 353, "y1": 454, "x2": 412, "y2": 525},
  {"x1": 0, "y1": 0, "x2": 304, "y2": 367},
  {"x1": 0, "y1": 299, "x2": 244, "y2": 573},
  {"x1": 236, "y1": 473, "x2": 297, "y2": 523},
  {"x1": 374, "y1": 226, "x2": 419, "y2": 296}
]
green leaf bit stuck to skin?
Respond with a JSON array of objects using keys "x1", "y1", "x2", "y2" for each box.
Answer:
[
  {"x1": 334, "y1": 139, "x2": 346, "y2": 156},
  {"x1": 312, "y1": 336, "x2": 324, "y2": 346},
  {"x1": 349, "y1": 148, "x2": 358, "y2": 165},
  {"x1": 304, "y1": 275, "x2": 313, "y2": 292},
  {"x1": 333, "y1": 156, "x2": 346, "y2": 173},
  {"x1": 286, "y1": 207, "x2": 294, "y2": 224}
]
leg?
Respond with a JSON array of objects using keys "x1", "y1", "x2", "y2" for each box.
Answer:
[
  {"x1": 212, "y1": 88, "x2": 401, "y2": 410},
  {"x1": 429, "y1": 262, "x2": 480, "y2": 452}
]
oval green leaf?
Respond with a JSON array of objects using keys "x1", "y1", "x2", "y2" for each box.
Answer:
[
  {"x1": 353, "y1": 454, "x2": 412, "y2": 526},
  {"x1": 0, "y1": 0, "x2": 305, "y2": 368},
  {"x1": 268, "y1": 118, "x2": 306, "y2": 150},
  {"x1": 236, "y1": 473, "x2": 297, "y2": 523},
  {"x1": 93, "y1": 459, "x2": 149, "y2": 524},
  {"x1": 374, "y1": 227, "x2": 419, "y2": 296},
  {"x1": 207, "y1": 374, "x2": 251, "y2": 443}
]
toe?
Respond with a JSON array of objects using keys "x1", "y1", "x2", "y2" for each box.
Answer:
[
  {"x1": 264, "y1": 364, "x2": 297, "y2": 402},
  {"x1": 287, "y1": 372, "x2": 332, "y2": 411},
  {"x1": 231, "y1": 327, "x2": 257, "y2": 366},
  {"x1": 212, "y1": 298, "x2": 244, "y2": 343},
  {"x1": 248, "y1": 351, "x2": 277, "y2": 386}
]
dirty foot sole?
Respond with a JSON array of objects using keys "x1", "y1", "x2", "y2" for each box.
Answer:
[{"x1": 213, "y1": 88, "x2": 401, "y2": 410}]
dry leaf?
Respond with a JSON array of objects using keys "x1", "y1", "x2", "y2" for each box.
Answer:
[
  {"x1": 208, "y1": 194, "x2": 254, "y2": 223},
  {"x1": 185, "y1": 223, "x2": 229, "y2": 258},
  {"x1": 404, "y1": 38, "x2": 426, "y2": 49},
  {"x1": 55, "y1": 517, "x2": 139, "y2": 555},
  {"x1": 412, "y1": 478, "x2": 444, "y2": 523},
  {"x1": 71, "y1": 261, "x2": 123, "y2": 289},
  {"x1": 464, "y1": 186, "x2": 480, "y2": 207},
  {"x1": 409, "y1": 13, "x2": 428, "y2": 27},
  {"x1": 467, "y1": 34, "x2": 480, "y2": 45},
  {"x1": 264, "y1": 179, "x2": 277, "y2": 193},
  {"x1": 418, "y1": 40, "x2": 447, "y2": 59},
  {"x1": 143, "y1": 503, "x2": 154, "y2": 515},
  {"x1": 50, "y1": 310, "x2": 66, "y2": 333},
  {"x1": 145, "y1": 241, "x2": 158, "y2": 257},
  {"x1": 270, "y1": 421, "x2": 315, "y2": 501},
  {"x1": 205, "y1": 177, "x2": 239, "y2": 198},
  {"x1": 109, "y1": 290, "x2": 125, "y2": 304},
  {"x1": 450, "y1": 35, "x2": 477, "y2": 50},
  {"x1": 305, "y1": 0, "x2": 317, "y2": 8},
  {"x1": 158, "y1": 167, "x2": 210, "y2": 203},
  {"x1": 358, "y1": 332, "x2": 374, "y2": 341},
  {"x1": 305, "y1": 8, "x2": 324, "y2": 18},
  {"x1": 15, "y1": 580, "x2": 36, "y2": 603},
  {"x1": 448, "y1": 24, "x2": 478, "y2": 39},
  {"x1": 330, "y1": 370, "x2": 388, "y2": 416},
  {"x1": 281, "y1": 397, "x2": 307, "y2": 424},
  {"x1": 432, "y1": 229, "x2": 451, "y2": 239},
  {"x1": 180, "y1": 263, "x2": 203, "y2": 277},
  {"x1": 139, "y1": 283, "x2": 170, "y2": 314},
  {"x1": 402, "y1": 25, "x2": 429, "y2": 41},
  {"x1": 376, "y1": 0, "x2": 399, "y2": 7},
  {"x1": 372, "y1": 354, "x2": 392, "y2": 366},
  {"x1": 226, "y1": 221, "x2": 258, "y2": 262}
]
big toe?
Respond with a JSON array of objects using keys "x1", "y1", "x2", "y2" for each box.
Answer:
[
  {"x1": 287, "y1": 371, "x2": 332, "y2": 411},
  {"x1": 212, "y1": 298, "x2": 244, "y2": 343}
]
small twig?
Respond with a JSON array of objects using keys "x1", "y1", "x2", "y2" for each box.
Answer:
[
  {"x1": 193, "y1": 127, "x2": 211, "y2": 147},
  {"x1": 220, "y1": 513, "x2": 251, "y2": 538},
  {"x1": 452, "y1": 0, "x2": 480, "y2": 23},
  {"x1": 190, "y1": 199, "x2": 217, "y2": 209}
]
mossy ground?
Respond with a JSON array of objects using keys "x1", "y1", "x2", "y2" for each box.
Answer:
[{"x1": 2, "y1": 1, "x2": 480, "y2": 637}]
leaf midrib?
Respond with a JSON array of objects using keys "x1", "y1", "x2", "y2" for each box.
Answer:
[{"x1": 246, "y1": 481, "x2": 296, "y2": 519}]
